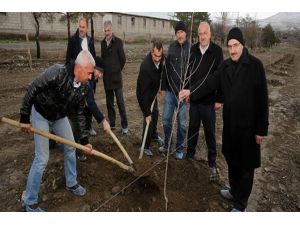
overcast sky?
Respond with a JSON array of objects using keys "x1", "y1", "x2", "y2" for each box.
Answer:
[{"x1": 128, "y1": 12, "x2": 278, "y2": 21}]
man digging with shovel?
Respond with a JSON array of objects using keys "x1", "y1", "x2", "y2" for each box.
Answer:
[
  {"x1": 19, "y1": 50, "x2": 96, "y2": 212},
  {"x1": 136, "y1": 40, "x2": 165, "y2": 157}
]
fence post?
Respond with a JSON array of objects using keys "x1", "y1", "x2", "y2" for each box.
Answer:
[{"x1": 25, "y1": 33, "x2": 32, "y2": 71}]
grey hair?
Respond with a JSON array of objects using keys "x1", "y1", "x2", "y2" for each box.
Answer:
[
  {"x1": 199, "y1": 21, "x2": 211, "y2": 33},
  {"x1": 75, "y1": 50, "x2": 95, "y2": 67},
  {"x1": 104, "y1": 20, "x2": 112, "y2": 28}
]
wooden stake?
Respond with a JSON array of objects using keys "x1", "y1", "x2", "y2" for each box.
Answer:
[
  {"x1": 25, "y1": 33, "x2": 32, "y2": 71},
  {"x1": 139, "y1": 96, "x2": 156, "y2": 159}
]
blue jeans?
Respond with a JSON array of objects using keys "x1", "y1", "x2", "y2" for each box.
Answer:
[
  {"x1": 162, "y1": 91, "x2": 187, "y2": 153},
  {"x1": 24, "y1": 105, "x2": 77, "y2": 205}
]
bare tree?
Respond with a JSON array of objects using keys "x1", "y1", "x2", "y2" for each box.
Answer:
[
  {"x1": 59, "y1": 12, "x2": 78, "y2": 40},
  {"x1": 59, "y1": 13, "x2": 103, "y2": 41},
  {"x1": 220, "y1": 12, "x2": 229, "y2": 45},
  {"x1": 237, "y1": 15, "x2": 260, "y2": 49},
  {"x1": 32, "y1": 12, "x2": 54, "y2": 58},
  {"x1": 82, "y1": 12, "x2": 103, "y2": 41}
]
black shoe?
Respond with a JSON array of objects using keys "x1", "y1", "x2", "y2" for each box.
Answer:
[{"x1": 22, "y1": 202, "x2": 44, "y2": 212}]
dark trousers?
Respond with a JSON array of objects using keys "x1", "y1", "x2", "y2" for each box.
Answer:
[
  {"x1": 228, "y1": 164, "x2": 255, "y2": 211},
  {"x1": 68, "y1": 115, "x2": 85, "y2": 158},
  {"x1": 187, "y1": 103, "x2": 216, "y2": 167},
  {"x1": 142, "y1": 100, "x2": 159, "y2": 149},
  {"x1": 84, "y1": 106, "x2": 93, "y2": 131},
  {"x1": 105, "y1": 88, "x2": 128, "y2": 128}
]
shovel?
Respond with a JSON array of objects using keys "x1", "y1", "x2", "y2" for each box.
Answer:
[
  {"x1": 108, "y1": 130, "x2": 134, "y2": 167},
  {"x1": 139, "y1": 96, "x2": 156, "y2": 159},
  {"x1": 1, "y1": 117, "x2": 135, "y2": 173}
]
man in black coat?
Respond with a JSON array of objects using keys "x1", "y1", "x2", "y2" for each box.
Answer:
[
  {"x1": 66, "y1": 17, "x2": 96, "y2": 64},
  {"x1": 136, "y1": 41, "x2": 164, "y2": 156},
  {"x1": 65, "y1": 17, "x2": 97, "y2": 137},
  {"x1": 186, "y1": 22, "x2": 223, "y2": 178},
  {"x1": 101, "y1": 20, "x2": 128, "y2": 134},
  {"x1": 179, "y1": 27, "x2": 269, "y2": 212}
]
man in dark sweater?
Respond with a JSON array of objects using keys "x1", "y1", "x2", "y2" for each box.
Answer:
[
  {"x1": 101, "y1": 20, "x2": 128, "y2": 134},
  {"x1": 160, "y1": 21, "x2": 191, "y2": 160},
  {"x1": 186, "y1": 22, "x2": 224, "y2": 178},
  {"x1": 20, "y1": 50, "x2": 95, "y2": 212},
  {"x1": 136, "y1": 41, "x2": 164, "y2": 156},
  {"x1": 179, "y1": 28, "x2": 269, "y2": 212},
  {"x1": 68, "y1": 56, "x2": 111, "y2": 161}
]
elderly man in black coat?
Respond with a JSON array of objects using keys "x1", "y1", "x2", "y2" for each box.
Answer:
[
  {"x1": 186, "y1": 22, "x2": 224, "y2": 178},
  {"x1": 136, "y1": 41, "x2": 165, "y2": 156},
  {"x1": 101, "y1": 20, "x2": 128, "y2": 134},
  {"x1": 179, "y1": 27, "x2": 269, "y2": 212}
]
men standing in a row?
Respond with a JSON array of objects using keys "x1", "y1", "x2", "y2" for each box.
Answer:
[
  {"x1": 160, "y1": 21, "x2": 190, "y2": 160},
  {"x1": 101, "y1": 20, "x2": 129, "y2": 134},
  {"x1": 136, "y1": 40, "x2": 165, "y2": 157},
  {"x1": 186, "y1": 22, "x2": 223, "y2": 178},
  {"x1": 179, "y1": 27, "x2": 269, "y2": 212},
  {"x1": 66, "y1": 17, "x2": 97, "y2": 136}
]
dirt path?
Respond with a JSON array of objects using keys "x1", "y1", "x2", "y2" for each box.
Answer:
[{"x1": 247, "y1": 48, "x2": 300, "y2": 211}]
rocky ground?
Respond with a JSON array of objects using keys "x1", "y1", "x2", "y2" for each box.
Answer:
[{"x1": 0, "y1": 41, "x2": 299, "y2": 212}]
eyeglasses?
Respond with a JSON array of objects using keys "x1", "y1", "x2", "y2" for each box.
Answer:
[{"x1": 227, "y1": 42, "x2": 240, "y2": 50}]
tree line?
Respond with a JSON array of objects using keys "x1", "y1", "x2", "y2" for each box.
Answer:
[
  {"x1": 31, "y1": 12, "x2": 280, "y2": 59},
  {"x1": 172, "y1": 12, "x2": 280, "y2": 49}
]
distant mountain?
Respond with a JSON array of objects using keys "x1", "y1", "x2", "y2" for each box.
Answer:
[{"x1": 259, "y1": 12, "x2": 300, "y2": 31}]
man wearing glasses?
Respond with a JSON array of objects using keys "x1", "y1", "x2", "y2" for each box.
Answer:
[{"x1": 179, "y1": 27, "x2": 269, "y2": 212}]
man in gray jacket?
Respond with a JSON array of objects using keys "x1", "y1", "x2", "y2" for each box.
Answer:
[{"x1": 101, "y1": 20, "x2": 128, "y2": 134}]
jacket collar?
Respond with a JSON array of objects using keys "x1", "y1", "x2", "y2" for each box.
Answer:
[
  {"x1": 103, "y1": 34, "x2": 116, "y2": 43},
  {"x1": 147, "y1": 52, "x2": 162, "y2": 72},
  {"x1": 175, "y1": 40, "x2": 189, "y2": 47},
  {"x1": 224, "y1": 47, "x2": 250, "y2": 68},
  {"x1": 75, "y1": 28, "x2": 90, "y2": 42}
]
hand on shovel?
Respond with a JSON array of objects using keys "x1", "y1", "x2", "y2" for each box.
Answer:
[
  {"x1": 20, "y1": 122, "x2": 32, "y2": 133},
  {"x1": 101, "y1": 119, "x2": 111, "y2": 134},
  {"x1": 145, "y1": 115, "x2": 152, "y2": 124},
  {"x1": 84, "y1": 144, "x2": 93, "y2": 155}
]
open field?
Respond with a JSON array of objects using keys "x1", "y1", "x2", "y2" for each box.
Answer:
[{"x1": 0, "y1": 41, "x2": 299, "y2": 212}]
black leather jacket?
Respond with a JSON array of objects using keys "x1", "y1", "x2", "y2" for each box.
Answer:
[{"x1": 20, "y1": 64, "x2": 89, "y2": 144}]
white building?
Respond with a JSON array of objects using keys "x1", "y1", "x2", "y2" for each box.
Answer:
[{"x1": 0, "y1": 12, "x2": 175, "y2": 42}]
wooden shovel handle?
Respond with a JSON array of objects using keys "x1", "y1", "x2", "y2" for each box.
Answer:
[
  {"x1": 138, "y1": 96, "x2": 157, "y2": 159},
  {"x1": 1, "y1": 117, "x2": 134, "y2": 172},
  {"x1": 108, "y1": 130, "x2": 134, "y2": 165}
]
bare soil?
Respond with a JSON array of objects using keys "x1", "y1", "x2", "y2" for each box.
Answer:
[{"x1": 0, "y1": 41, "x2": 299, "y2": 212}]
